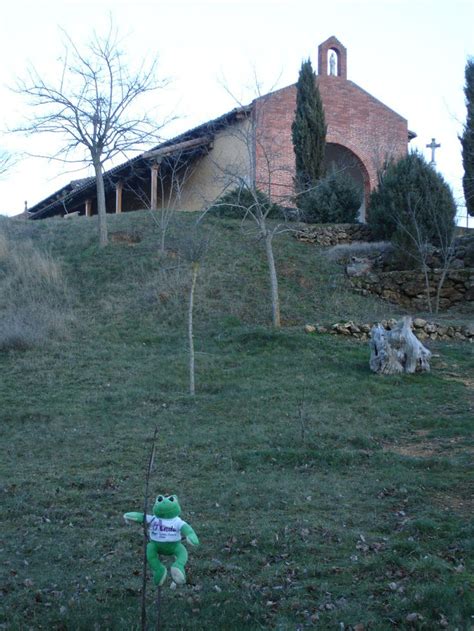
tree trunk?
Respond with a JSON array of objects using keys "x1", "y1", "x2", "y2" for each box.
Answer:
[
  {"x1": 434, "y1": 264, "x2": 451, "y2": 314},
  {"x1": 160, "y1": 221, "x2": 166, "y2": 255},
  {"x1": 188, "y1": 263, "x2": 199, "y2": 396},
  {"x1": 264, "y1": 232, "x2": 281, "y2": 328},
  {"x1": 369, "y1": 316, "x2": 431, "y2": 375},
  {"x1": 421, "y1": 263, "x2": 433, "y2": 314},
  {"x1": 93, "y1": 158, "x2": 108, "y2": 247}
]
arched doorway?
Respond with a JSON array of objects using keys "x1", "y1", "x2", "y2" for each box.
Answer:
[{"x1": 324, "y1": 143, "x2": 370, "y2": 221}]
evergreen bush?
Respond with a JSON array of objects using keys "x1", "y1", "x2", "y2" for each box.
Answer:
[
  {"x1": 299, "y1": 171, "x2": 362, "y2": 223},
  {"x1": 368, "y1": 152, "x2": 457, "y2": 249},
  {"x1": 209, "y1": 187, "x2": 282, "y2": 219}
]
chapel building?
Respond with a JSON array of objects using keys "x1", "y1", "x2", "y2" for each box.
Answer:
[{"x1": 27, "y1": 37, "x2": 414, "y2": 222}]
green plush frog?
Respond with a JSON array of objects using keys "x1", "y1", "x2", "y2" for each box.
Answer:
[{"x1": 124, "y1": 494, "x2": 199, "y2": 586}]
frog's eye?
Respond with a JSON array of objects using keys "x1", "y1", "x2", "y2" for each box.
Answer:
[
  {"x1": 168, "y1": 495, "x2": 175, "y2": 502},
  {"x1": 156, "y1": 495, "x2": 164, "y2": 503}
]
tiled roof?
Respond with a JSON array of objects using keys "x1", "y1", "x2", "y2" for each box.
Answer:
[{"x1": 27, "y1": 105, "x2": 251, "y2": 219}]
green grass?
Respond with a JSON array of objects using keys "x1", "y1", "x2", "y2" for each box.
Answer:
[{"x1": 0, "y1": 211, "x2": 472, "y2": 630}]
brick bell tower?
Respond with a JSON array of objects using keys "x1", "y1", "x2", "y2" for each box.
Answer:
[
  {"x1": 318, "y1": 36, "x2": 347, "y2": 79},
  {"x1": 252, "y1": 35, "x2": 410, "y2": 221}
]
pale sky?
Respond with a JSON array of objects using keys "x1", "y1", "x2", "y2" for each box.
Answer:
[{"x1": 0, "y1": 0, "x2": 472, "y2": 225}]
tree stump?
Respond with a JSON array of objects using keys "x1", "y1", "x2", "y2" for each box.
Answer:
[{"x1": 369, "y1": 316, "x2": 432, "y2": 374}]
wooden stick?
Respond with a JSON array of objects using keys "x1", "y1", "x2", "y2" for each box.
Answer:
[
  {"x1": 141, "y1": 427, "x2": 158, "y2": 631},
  {"x1": 155, "y1": 585, "x2": 162, "y2": 631}
]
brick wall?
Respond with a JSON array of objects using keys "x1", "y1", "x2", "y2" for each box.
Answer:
[{"x1": 253, "y1": 73, "x2": 409, "y2": 209}]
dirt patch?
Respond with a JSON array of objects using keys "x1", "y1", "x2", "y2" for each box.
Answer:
[
  {"x1": 279, "y1": 264, "x2": 294, "y2": 274},
  {"x1": 297, "y1": 275, "x2": 313, "y2": 289},
  {"x1": 383, "y1": 431, "x2": 472, "y2": 459},
  {"x1": 432, "y1": 491, "x2": 474, "y2": 517},
  {"x1": 110, "y1": 231, "x2": 141, "y2": 245}
]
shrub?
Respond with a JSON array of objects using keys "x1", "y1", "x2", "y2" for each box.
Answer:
[
  {"x1": 208, "y1": 187, "x2": 283, "y2": 219},
  {"x1": 368, "y1": 152, "x2": 457, "y2": 249},
  {"x1": 298, "y1": 171, "x2": 362, "y2": 223},
  {"x1": 0, "y1": 232, "x2": 75, "y2": 350}
]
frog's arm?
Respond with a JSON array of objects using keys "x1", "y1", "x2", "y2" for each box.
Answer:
[
  {"x1": 181, "y1": 523, "x2": 199, "y2": 546},
  {"x1": 124, "y1": 512, "x2": 145, "y2": 524}
]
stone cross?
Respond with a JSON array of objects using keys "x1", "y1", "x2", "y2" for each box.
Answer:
[{"x1": 426, "y1": 137, "x2": 441, "y2": 166}]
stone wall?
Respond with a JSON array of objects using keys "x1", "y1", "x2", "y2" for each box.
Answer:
[
  {"x1": 349, "y1": 269, "x2": 473, "y2": 311},
  {"x1": 304, "y1": 319, "x2": 474, "y2": 343},
  {"x1": 295, "y1": 226, "x2": 474, "y2": 311},
  {"x1": 295, "y1": 223, "x2": 373, "y2": 246},
  {"x1": 426, "y1": 235, "x2": 474, "y2": 271},
  {"x1": 342, "y1": 234, "x2": 474, "y2": 311}
]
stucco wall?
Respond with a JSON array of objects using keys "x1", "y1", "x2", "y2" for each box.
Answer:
[{"x1": 171, "y1": 118, "x2": 253, "y2": 212}]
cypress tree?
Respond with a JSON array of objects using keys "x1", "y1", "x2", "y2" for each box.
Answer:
[
  {"x1": 291, "y1": 59, "x2": 327, "y2": 203},
  {"x1": 460, "y1": 57, "x2": 474, "y2": 216}
]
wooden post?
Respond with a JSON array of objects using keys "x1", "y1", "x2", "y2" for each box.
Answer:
[
  {"x1": 85, "y1": 199, "x2": 92, "y2": 217},
  {"x1": 141, "y1": 428, "x2": 158, "y2": 631},
  {"x1": 150, "y1": 163, "x2": 159, "y2": 210},
  {"x1": 115, "y1": 181, "x2": 123, "y2": 214},
  {"x1": 155, "y1": 586, "x2": 162, "y2": 630}
]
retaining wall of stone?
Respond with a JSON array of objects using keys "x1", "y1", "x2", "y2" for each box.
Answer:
[
  {"x1": 349, "y1": 269, "x2": 473, "y2": 311},
  {"x1": 304, "y1": 318, "x2": 473, "y2": 342},
  {"x1": 295, "y1": 223, "x2": 373, "y2": 246}
]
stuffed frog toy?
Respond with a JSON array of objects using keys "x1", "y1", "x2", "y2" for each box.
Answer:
[{"x1": 124, "y1": 494, "x2": 199, "y2": 586}]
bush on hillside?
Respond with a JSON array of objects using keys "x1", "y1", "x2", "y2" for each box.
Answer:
[
  {"x1": 298, "y1": 171, "x2": 362, "y2": 223},
  {"x1": 208, "y1": 187, "x2": 283, "y2": 219},
  {"x1": 368, "y1": 152, "x2": 457, "y2": 250},
  {"x1": 0, "y1": 232, "x2": 75, "y2": 350}
]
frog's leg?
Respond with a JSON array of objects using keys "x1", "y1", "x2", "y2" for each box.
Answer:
[
  {"x1": 170, "y1": 543, "x2": 188, "y2": 584},
  {"x1": 146, "y1": 541, "x2": 167, "y2": 586}
]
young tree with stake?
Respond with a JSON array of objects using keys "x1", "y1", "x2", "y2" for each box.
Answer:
[{"x1": 177, "y1": 228, "x2": 208, "y2": 396}]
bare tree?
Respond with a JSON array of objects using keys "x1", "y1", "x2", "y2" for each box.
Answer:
[
  {"x1": 146, "y1": 153, "x2": 199, "y2": 254},
  {"x1": 386, "y1": 194, "x2": 457, "y2": 314},
  {"x1": 14, "y1": 24, "x2": 169, "y2": 246},
  {"x1": 203, "y1": 87, "x2": 295, "y2": 328},
  {"x1": 0, "y1": 149, "x2": 14, "y2": 177},
  {"x1": 157, "y1": 157, "x2": 199, "y2": 255}
]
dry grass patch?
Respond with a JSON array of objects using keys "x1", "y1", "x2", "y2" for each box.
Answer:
[
  {"x1": 443, "y1": 372, "x2": 474, "y2": 391},
  {"x1": 432, "y1": 490, "x2": 474, "y2": 517},
  {"x1": 382, "y1": 430, "x2": 472, "y2": 459},
  {"x1": 110, "y1": 230, "x2": 142, "y2": 244},
  {"x1": 0, "y1": 231, "x2": 75, "y2": 350}
]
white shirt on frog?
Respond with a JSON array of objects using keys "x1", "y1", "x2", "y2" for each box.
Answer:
[{"x1": 146, "y1": 514, "x2": 186, "y2": 542}]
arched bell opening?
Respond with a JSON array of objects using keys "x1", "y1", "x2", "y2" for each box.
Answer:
[{"x1": 318, "y1": 36, "x2": 347, "y2": 79}]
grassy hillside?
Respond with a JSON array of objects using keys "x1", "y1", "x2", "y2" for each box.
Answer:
[{"x1": 0, "y1": 211, "x2": 472, "y2": 630}]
